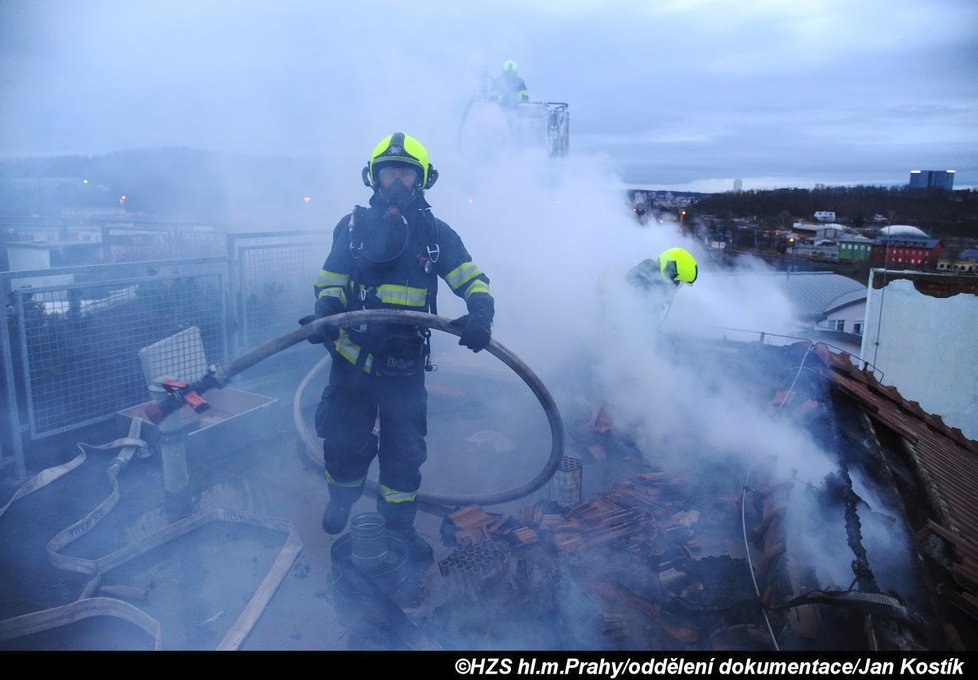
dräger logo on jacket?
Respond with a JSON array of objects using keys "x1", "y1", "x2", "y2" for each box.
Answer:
[{"x1": 386, "y1": 356, "x2": 418, "y2": 372}]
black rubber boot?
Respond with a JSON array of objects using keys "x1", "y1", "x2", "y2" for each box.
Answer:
[
  {"x1": 322, "y1": 484, "x2": 363, "y2": 535},
  {"x1": 378, "y1": 498, "x2": 433, "y2": 564}
]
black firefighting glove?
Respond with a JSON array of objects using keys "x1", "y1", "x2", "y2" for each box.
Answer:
[
  {"x1": 299, "y1": 296, "x2": 345, "y2": 345},
  {"x1": 451, "y1": 295, "x2": 494, "y2": 353}
]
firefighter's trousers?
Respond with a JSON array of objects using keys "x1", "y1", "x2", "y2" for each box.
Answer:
[{"x1": 315, "y1": 356, "x2": 427, "y2": 499}]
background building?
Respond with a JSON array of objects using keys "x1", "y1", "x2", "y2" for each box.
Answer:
[
  {"x1": 937, "y1": 248, "x2": 978, "y2": 274},
  {"x1": 870, "y1": 236, "x2": 942, "y2": 269},
  {"x1": 838, "y1": 234, "x2": 873, "y2": 263},
  {"x1": 909, "y1": 169, "x2": 955, "y2": 190}
]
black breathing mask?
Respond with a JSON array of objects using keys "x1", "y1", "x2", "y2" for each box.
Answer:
[{"x1": 377, "y1": 180, "x2": 417, "y2": 213}]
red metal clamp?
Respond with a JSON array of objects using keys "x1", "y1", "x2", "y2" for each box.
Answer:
[{"x1": 161, "y1": 378, "x2": 209, "y2": 414}]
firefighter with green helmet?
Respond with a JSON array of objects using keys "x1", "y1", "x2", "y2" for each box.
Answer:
[
  {"x1": 627, "y1": 246, "x2": 699, "y2": 292},
  {"x1": 302, "y1": 132, "x2": 495, "y2": 563},
  {"x1": 489, "y1": 60, "x2": 529, "y2": 107},
  {"x1": 624, "y1": 246, "x2": 698, "y2": 323}
]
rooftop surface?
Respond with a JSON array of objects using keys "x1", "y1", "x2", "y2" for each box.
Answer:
[{"x1": 1, "y1": 335, "x2": 976, "y2": 654}]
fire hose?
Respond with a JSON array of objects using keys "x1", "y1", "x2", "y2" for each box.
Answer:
[
  {"x1": 148, "y1": 309, "x2": 566, "y2": 508},
  {"x1": 0, "y1": 417, "x2": 302, "y2": 650}
]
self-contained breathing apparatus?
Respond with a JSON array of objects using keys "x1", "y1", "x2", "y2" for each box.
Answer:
[{"x1": 346, "y1": 205, "x2": 441, "y2": 376}]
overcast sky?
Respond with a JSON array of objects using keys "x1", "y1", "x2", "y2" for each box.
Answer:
[{"x1": 1, "y1": 0, "x2": 976, "y2": 191}]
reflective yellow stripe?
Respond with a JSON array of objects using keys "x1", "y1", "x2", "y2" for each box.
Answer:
[
  {"x1": 335, "y1": 330, "x2": 374, "y2": 373},
  {"x1": 445, "y1": 261, "x2": 483, "y2": 291},
  {"x1": 379, "y1": 483, "x2": 417, "y2": 503},
  {"x1": 315, "y1": 270, "x2": 348, "y2": 288},
  {"x1": 376, "y1": 284, "x2": 428, "y2": 308},
  {"x1": 316, "y1": 270, "x2": 349, "y2": 306},
  {"x1": 462, "y1": 279, "x2": 491, "y2": 300},
  {"x1": 317, "y1": 288, "x2": 347, "y2": 307},
  {"x1": 325, "y1": 471, "x2": 366, "y2": 487}
]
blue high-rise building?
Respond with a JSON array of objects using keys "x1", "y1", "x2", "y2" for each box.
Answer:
[{"x1": 909, "y1": 169, "x2": 955, "y2": 190}]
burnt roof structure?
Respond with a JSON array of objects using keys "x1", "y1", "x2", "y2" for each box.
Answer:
[{"x1": 817, "y1": 344, "x2": 978, "y2": 637}]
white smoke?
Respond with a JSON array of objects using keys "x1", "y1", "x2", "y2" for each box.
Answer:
[
  {"x1": 421, "y1": 121, "x2": 920, "y2": 610},
  {"x1": 425, "y1": 122, "x2": 811, "y2": 477}
]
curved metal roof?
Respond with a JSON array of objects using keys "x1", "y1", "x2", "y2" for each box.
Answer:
[
  {"x1": 776, "y1": 271, "x2": 867, "y2": 319},
  {"x1": 710, "y1": 271, "x2": 867, "y2": 321}
]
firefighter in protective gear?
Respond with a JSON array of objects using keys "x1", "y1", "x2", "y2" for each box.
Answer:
[
  {"x1": 625, "y1": 246, "x2": 698, "y2": 325},
  {"x1": 489, "y1": 60, "x2": 529, "y2": 107},
  {"x1": 306, "y1": 132, "x2": 494, "y2": 563},
  {"x1": 587, "y1": 247, "x2": 698, "y2": 439},
  {"x1": 626, "y1": 247, "x2": 698, "y2": 292}
]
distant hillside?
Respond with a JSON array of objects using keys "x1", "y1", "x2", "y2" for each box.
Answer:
[
  {"x1": 0, "y1": 148, "x2": 332, "y2": 225},
  {"x1": 690, "y1": 186, "x2": 978, "y2": 239}
]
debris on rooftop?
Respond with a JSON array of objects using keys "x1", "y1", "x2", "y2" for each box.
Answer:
[{"x1": 408, "y1": 340, "x2": 978, "y2": 651}]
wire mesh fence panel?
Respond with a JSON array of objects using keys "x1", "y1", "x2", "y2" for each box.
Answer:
[
  {"x1": 104, "y1": 224, "x2": 228, "y2": 262},
  {"x1": 236, "y1": 241, "x2": 323, "y2": 349},
  {"x1": 10, "y1": 266, "x2": 227, "y2": 438}
]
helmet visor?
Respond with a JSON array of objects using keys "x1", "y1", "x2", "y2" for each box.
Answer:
[{"x1": 377, "y1": 164, "x2": 419, "y2": 188}]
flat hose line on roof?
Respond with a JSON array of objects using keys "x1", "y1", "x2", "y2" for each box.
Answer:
[
  {"x1": 289, "y1": 310, "x2": 566, "y2": 507},
  {"x1": 0, "y1": 421, "x2": 302, "y2": 650}
]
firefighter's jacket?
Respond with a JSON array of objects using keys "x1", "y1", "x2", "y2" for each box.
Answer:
[
  {"x1": 314, "y1": 198, "x2": 492, "y2": 375},
  {"x1": 490, "y1": 71, "x2": 529, "y2": 107}
]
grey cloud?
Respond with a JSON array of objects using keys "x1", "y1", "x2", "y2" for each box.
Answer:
[{"x1": 1, "y1": 0, "x2": 975, "y2": 187}]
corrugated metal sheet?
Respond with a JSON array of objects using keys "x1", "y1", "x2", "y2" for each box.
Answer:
[
  {"x1": 709, "y1": 271, "x2": 866, "y2": 320},
  {"x1": 814, "y1": 343, "x2": 978, "y2": 619},
  {"x1": 780, "y1": 272, "x2": 866, "y2": 320}
]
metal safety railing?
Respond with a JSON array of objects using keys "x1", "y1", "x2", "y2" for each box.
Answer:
[
  {"x1": 510, "y1": 101, "x2": 570, "y2": 158},
  {"x1": 1, "y1": 229, "x2": 325, "y2": 481},
  {"x1": 712, "y1": 326, "x2": 884, "y2": 382}
]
